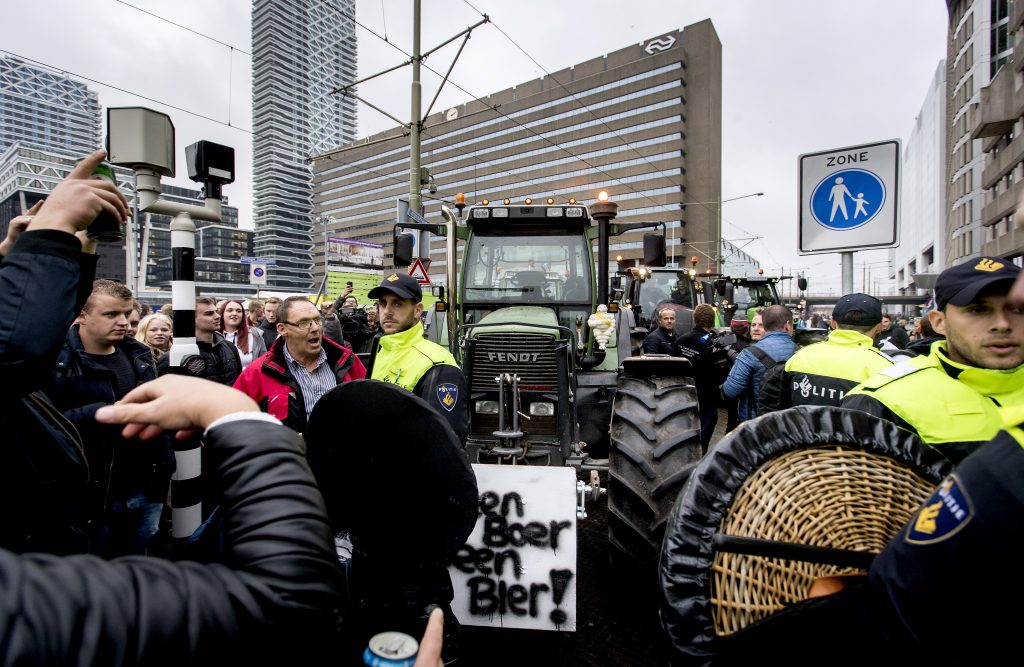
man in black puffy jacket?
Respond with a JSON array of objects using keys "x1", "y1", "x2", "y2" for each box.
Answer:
[
  {"x1": 195, "y1": 296, "x2": 242, "y2": 385},
  {"x1": 50, "y1": 279, "x2": 173, "y2": 556},
  {"x1": 0, "y1": 150, "x2": 124, "y2": 555},
  {"x1": 0, "y1": 375, "x2": 346, "y2": 666}
]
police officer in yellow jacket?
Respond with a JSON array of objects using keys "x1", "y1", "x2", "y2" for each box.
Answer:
[
  {"x1": 843, "y1": 257, "x2": 1024, "y2": 464},
  {"x1": 760, "y1": 293, "x2": 893, "y2": 411},
  {"x1": 368, "y1": 272, "x2": 468, "y2": 441}
]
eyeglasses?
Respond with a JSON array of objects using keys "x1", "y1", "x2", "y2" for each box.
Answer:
[{"x1": 280, "y1": 317, "x2": 324, "y2": 330}]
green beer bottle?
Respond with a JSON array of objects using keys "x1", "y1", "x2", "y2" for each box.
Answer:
[{"x1": 85, "y1": 161, "x2": 126, "y2": 243}]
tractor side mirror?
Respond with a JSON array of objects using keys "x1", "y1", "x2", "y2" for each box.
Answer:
[
  {"x1": 643, "y1": 234, "x2": 666, "y2": 267},
  {"x1": 393, "y1": 232, "x2": 415, "y2": 267},
  {"x1": 798, "y1": 277, "x2": 808, "y2": 291},
  {"x1": 723, "y1": 282, "x2": 735, "y2": 306}
]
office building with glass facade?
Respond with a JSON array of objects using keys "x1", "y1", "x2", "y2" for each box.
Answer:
[
  {"x1": 310, "y1": 20, "x2": 722, "y2": 286},
  {"x1": 891, "y1": 60, "x2": 947, "y2": 292},
  {"x1": 0, "y1": 57, "x2": 100, "y2": 157},
  {"x1": 251, "y1": 0, "x2": 358, "y2": 290},
  {"x1": 143, "y1": 185, "x2": 250, "y2": 300}
]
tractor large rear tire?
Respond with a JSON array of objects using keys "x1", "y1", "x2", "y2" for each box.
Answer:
[{"x1": 608, "y1": 375, "x2": 702, "y2": 567}]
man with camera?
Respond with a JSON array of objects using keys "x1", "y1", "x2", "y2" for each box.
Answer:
[
  {"x1": 319, "y1": 301, "x2": 345, "y2": 346},
  {"x1": 335, "y1": 289, "x2": 376, "y2": 354}
]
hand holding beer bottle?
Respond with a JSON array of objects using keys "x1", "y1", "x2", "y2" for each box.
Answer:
[{"x1": 27, "y1": 149, "x2": 130, "y2": 237}]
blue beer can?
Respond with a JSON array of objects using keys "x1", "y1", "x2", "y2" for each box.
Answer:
[{"x1": 363, "y1": 631, "x2": 418, "y2": 667}]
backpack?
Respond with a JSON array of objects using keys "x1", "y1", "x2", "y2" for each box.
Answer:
[{"x1": 750, "y1": 346, "x2": 786, "y2": 415}]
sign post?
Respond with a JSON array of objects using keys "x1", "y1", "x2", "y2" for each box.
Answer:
[
  {"x1": 799, "y1": 140, "x2": 900, "y2": 294},
  {"x1": 249, "y1": 263, "x2": 267, "y2": 285},
  {"x1": 408, "y1": 257, "x2": 432, "y2": 285}
]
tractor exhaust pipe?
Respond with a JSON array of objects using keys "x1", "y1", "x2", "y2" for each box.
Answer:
[{"x1": 440, "y1": 204, "x2": 459, "y2": 354}]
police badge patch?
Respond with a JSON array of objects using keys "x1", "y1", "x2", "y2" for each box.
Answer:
[
  {"x1": 436, "y1": 383, "x2": 458, "y2": 412},
  {"x1": 905, "y1": 475, "x2": 974, "y2": 545}
]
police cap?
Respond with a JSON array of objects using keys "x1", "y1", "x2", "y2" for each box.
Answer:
[
  {"x1": 368, "y1": 272, "x2": 422, "y2": 302},
  {"x1": 832, "y1": 293, "x2": 883, "y2": 326},
  {"x1": 934, "y1": 256, "x2": 1020, "y2": 310}
]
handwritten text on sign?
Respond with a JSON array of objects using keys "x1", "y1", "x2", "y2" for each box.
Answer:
[{"x1": 450, "y1": 464, "x2": 578, "y2": 631}]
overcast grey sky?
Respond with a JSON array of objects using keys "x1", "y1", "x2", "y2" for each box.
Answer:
[{"x1": 3, "y1": 0, "x2": 949, "y2": 293}]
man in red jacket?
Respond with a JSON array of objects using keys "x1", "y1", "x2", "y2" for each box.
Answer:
[{"x1": 234, "y1": 296, "x2": 366, "y2": 433}]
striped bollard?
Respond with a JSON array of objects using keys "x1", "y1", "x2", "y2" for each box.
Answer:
[{"x1": 168, "y1": 211, "x2": 203, "y2": 540}]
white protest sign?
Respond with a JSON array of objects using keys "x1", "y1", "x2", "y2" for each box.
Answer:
[{"x1": 450, "y1": 464, "x2": 578, "y2": 631}]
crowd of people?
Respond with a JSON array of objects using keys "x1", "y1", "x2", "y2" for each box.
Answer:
[
  {"x1": 0, "y1": 151, "x2": 450, "y2": 665},
  {"x1": 642, "y1": 262, "x2": 1023, "y2": 454},
  {"x1": 2, "y1": 149, "x2": 1023, "y2": 664}
]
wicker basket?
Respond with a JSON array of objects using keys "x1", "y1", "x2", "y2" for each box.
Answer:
[{"x1": 710, "y1": 445, "x2": 937, "y2": 635}]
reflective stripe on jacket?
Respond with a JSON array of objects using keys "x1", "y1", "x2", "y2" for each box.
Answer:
[
  {"x1": 843, "y1": 342, "x2": 1024, "y2": 462},
  {"x1": 784, "y1": 328, "x2": 893, "y2": 407}
]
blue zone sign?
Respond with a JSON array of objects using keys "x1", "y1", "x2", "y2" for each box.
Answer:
[{"x1": 799, "y1": 140, "x2": 900, "y2": 254}]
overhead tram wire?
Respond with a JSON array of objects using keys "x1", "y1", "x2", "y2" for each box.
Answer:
[
  {"x1": 328, "y1": 1, "x2": 688, "y2": 219},
  {"x1": 0, "y1": 49, "x2": 252, "y2": 134},
  {"x1": 112, "y1": 0, "x2": 252, "y2": 56}
]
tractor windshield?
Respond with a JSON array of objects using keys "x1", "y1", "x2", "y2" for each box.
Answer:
[
  {"x1": 637, "y1": 271, "x2": 694, "y2": 319},
  {"x1": 732, "y1": 283, "x2": 778, "y2": 311},
  {"x1": 463, "y1": 232, "x2": 592, "y2": 304}
]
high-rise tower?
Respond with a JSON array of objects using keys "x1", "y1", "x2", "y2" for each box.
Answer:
[
  {"x1": 251, "y1": 0, "x2": 358, "y2": 290},
  {"x1": 0, "y1": 56, "x2": 100, "y2": 157}
]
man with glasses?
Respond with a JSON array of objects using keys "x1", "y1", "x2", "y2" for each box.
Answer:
[{"x1": 234, "y1": 296, "x2": 366, "y2": 433}]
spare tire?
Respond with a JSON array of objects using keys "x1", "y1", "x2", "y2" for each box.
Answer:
[{"x1": 659, "y1": 406, "x2": 951, "y2": 665}]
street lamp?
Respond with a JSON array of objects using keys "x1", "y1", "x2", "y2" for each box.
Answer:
[{"x1": 679, "y1": 191, "x2": 764, "y2": 268}]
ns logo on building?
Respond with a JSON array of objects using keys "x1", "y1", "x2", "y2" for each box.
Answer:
[{"x1": 644, "y1": 35, "x2": 677, "y2": 54}]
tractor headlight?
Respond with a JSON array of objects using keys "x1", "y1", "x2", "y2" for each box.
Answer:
[
  {"x1": 475, "y1": 400, "x2": 499, "y2": 414},
  {"x1": 528, "y1": 402, "x2": 555, "y2": 416}
]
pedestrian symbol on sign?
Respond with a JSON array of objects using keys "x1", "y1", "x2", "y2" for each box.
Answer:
[
  {"x1": 249, "y1": 262, "x2": 268, "y2": 286},
  {"x1": 810, "y1": 168, "x2": 885, "y2": 231}
]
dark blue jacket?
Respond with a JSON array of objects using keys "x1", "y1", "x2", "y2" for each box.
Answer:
[
  {"x1": 642, "y1": 326, "x2": 678, "y2": 355},
  {"x1": 0, "y1": 231, "x2": 92, "y2": 554},
  {"x1": 51, "y1": 325, "x2": 173, "y2": 512},
  {"x1": 723, "y1": 331, "x2": 797, "y2": 420},
  {"x1": 0, "y1": 419, "x2": 344, "y2": 666}
]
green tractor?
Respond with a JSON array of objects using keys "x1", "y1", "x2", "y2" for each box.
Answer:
[
  {"x1": 394, "y1": 196, "x2": 702, "y2": 566},
  {"x1": 617, "y1": 266, "x2": 719, "y2": 353},
  {"x1": 714, "y1": 274, "x2": 786, "y2": 324}
]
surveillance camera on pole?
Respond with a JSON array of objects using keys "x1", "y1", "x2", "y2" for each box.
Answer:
[{"x1": 107, "y1": 106, "x2": 235, "y2": 542}]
